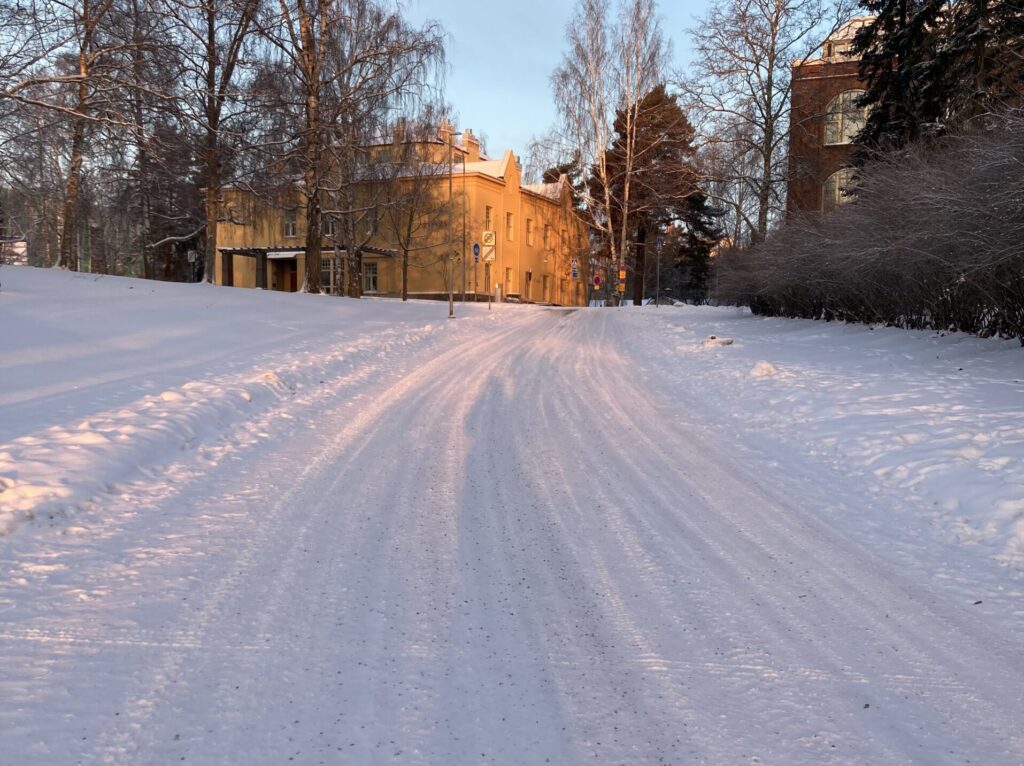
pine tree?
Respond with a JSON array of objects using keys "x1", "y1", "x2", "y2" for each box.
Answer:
[
  {"x1": 590, "y1": 85, "x2": 720, "y2": 303},
  {"x1": 854, "y1": 0, "x2": 1023, "y2": 153},
  {"x1": 853, "y1": 0, "x2": 949, "y2": 153},
  {"x1": 939, "y1": 0, "x2": 1024, "y2": 120}
]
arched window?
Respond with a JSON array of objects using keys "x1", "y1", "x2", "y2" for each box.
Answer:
[
  {"x1": 824, "y1": 90, "x2": 867, "y2": 145},
  {"x1": 822, "y1": 167, "x2": 856, "y2": 212}
]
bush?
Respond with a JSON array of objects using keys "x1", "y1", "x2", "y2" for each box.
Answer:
[{"x1": 715, "y1": 110, "x2": 1024, "y2": 342}]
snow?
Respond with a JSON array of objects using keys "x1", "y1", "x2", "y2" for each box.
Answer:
[{"x1": 2, "y1": 266, "x2": 1023, "y2": 765}]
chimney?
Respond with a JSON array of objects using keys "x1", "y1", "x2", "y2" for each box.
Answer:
[
  {"x1": 438, "y1": 120, "x2": 455, "y2": 146},
  {"x1": 463, "y1": 128, "x2": 481, "y2": 162}
]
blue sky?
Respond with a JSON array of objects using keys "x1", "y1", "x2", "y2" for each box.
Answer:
[{"x1": 404, "y1": 0, "x2": 711, "y2": 158}]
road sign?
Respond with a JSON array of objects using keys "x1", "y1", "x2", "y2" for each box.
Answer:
[
  {"x1": 473, "y1": 242, "x2": 480, "y2": 263},
  {"x1": 594, "y1": 275, "x2": 601, "y2": 288},
  {"x1": 618, "y1": 269, "x2": 627, "y2": 280},
  {"x1": 571, "y1": 258, "x2": 579, "y2": 279},
  {"x1": 481, "y1": 230, "x2": 496, "y2": 262}
]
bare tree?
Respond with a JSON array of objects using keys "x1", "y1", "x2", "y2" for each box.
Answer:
[
  {"x1": 684, "y1": 0, "x2": 852, "y2": 243},
  {"x1": 0, "y1": 0, "x2": 120, "y2": 270},
  {"x1": 380, "y1": 115, "x2": 451, "y2": 301},
  {"x1": 552, "y1": 0, "x2": 671, "y2": 296},
  {"x1": 160, "y1": 0, "x2": 259, "y2": 283},
  {"x1": 318, "y1": 2, "x2": 444, "y2": 298},
  {"x1": 255, "y1": 0, "x2": 443, "y2": 294}
]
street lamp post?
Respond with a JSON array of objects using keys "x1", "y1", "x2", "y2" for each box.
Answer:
[
  {"x1": 461, "y1": 154, "x2": 467, "y2": 302},
  {"x1": 446, "y1": 128, "x2": 464, "y2": 318}
]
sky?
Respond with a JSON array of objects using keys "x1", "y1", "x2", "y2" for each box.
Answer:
[{"x1": 404, "y1": 0, "x2": 711, "y2": 160}]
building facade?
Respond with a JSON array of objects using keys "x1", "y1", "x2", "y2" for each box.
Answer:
[
  {"x1": 786, "y1": 19, "x2": 872, "y2": 215},
  {"x1": 214, "y1": 126, "x2": 591, "y2": 306}
]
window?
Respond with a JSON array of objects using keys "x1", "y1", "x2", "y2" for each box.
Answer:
[
  {"x1": 363, "y1": 261, "x2": 378, "y2": 293},
  {"x1": 822, "y1": 167, "x2": 856, "y2": 212},
  {"x1": 543, "y1": 224, "x2": 551, "y2": 250},
  {"x1": 505, "y1": 212, "x2": 514, "y2": 241},
  {"x1": 824, "y1": 90, "x2": 867, "y2": 145},
  {"x1": 504, "y1": 267, "x2": 512, "y2": 291},
  {"x1": 484, "y1": 206, "x2": 493, "y2": 231},
  {"x1": 526, "y1": 218, "x2": 534, "y2": 246},
  {"x1": 321, "y1": 256, "x2": 337, "y2": 294},
  {"x1": 283, "y1": 209, "x2": 297, "y2": 238},
  {"x1": 322, "y1": 216, "x2": 336, "y2": 237}
]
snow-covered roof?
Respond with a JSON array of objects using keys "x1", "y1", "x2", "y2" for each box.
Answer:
[
  {"x1": 523, "y1": 181, "x2": 561, "y2": 201},
  {"x1": 463, "y1": 159, "x2": 506, "y2": 179}
]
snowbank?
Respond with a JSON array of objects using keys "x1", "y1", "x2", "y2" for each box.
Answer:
[
  {"x1": 0, "y1": 267, "x2": 483, "y2": 535},
  {"x1": 628, "y1": 305, "x2": 1024, "y2": 568}
]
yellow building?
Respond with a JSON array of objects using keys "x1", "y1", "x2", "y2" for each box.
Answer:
[{"x1": 215, "y1": 126, "x2": 590, "y2": 306}]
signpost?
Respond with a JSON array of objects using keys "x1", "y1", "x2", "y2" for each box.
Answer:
[
  {"x1": 481, "y1": 230, "x2": 496, "y2": 263},
  {"x1": 481, "y1": 231, "x2": 495, "y2": 310}
]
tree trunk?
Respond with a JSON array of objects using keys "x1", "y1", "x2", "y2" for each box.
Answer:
[
  {"x1": 402, "y1": 247, "x2": 409, "y2": 300},
  {"x1": 632, "y1": 224, "x2": 646, "y2": 306},
  {"x1": 299, "y1": 0, "x2": 321, "y2": 293},
  {"x1": 58, "y1": 113, "x2": 86, "y2": 271}
]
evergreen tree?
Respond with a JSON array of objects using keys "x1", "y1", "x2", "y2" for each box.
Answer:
[
  {"x1": 853, "y1": 0, "x2": 948, "y2": 153},
  {"x1": 854, "y1": 0, "x2": 1023, "y2": 153},
  {"x1": 541, "y1": 154, "x2": 586, "y2": 212},
  {"x1": 939, "y1": 0, "x2": 1024, "y2": 120},
  {"x1": 590, "y1": 84, "x2": 721, "y2": 303}
]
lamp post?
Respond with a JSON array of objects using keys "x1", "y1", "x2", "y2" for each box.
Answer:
[
  {"x1": 445, "y1": 128, "x2": 463, "y2": 318},
  {"x1": 461, "y1": 153, "x2": 467, "y2": 302}
]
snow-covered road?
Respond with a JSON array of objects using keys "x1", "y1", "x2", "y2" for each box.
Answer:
[{"x1": 3, "y1": 275, "x2": 1023, "y2": 764}]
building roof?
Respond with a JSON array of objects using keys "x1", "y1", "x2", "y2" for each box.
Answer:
[
  {"x1": 793, "y1": 16, "x2": 875, "y2": 67},
  {"x1": 522, "y1": 182, "x2": 561, "y2": 201},
  {"x1": 219, "y1": 245, "x2": 397, "y2": 258},
  {"x1": 826, "y1": 16, "x2": 874, "y2": 44}
]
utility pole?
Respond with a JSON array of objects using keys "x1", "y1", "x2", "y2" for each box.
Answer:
[
  {"x1": 461, "y1": 157, "x2": 467, "y2": 302},
  {"x1": 445, "y1": 128, "x2": 464, "y2": 318}
]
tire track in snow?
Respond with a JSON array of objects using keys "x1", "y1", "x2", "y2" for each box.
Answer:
[
  {"x1": 77, "y1": 312, "x2": 547, "y2": 765},
  {"x1": 525, "y1": 309, "x2": 1024, "y2": 763}
]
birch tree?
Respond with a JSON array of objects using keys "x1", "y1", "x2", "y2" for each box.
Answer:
[
  {"x1": 552, "y1": 0, "x2": 670, "y2": 293},
  {"x1": 257, "y1": 0, "x2": 442, "y2": 294},
  {"x1": 161, "y1": 0, "x2": 260, "y2": 282}
]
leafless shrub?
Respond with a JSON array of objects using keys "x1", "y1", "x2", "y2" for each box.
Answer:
[{"x1": 716, "y1": 109, "x2": 1024, "y2": 342}]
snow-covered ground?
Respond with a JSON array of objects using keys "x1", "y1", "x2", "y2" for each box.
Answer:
[{"x1": 2, "y1": 266, "x2": 1023, "y2": 765}]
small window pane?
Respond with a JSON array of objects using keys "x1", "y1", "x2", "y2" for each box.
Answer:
[
  {"x1": 363, "y1": 261, "x2": 378, "y2": 293},
  {"x1": 823, "y1": 167, "x2": 856, "y2": 212},
  {"x1": 825, "y1": 90, "x2": 867, "y2": 145}
]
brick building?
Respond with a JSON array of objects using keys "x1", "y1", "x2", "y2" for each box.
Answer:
[{"x1": 786, "y1": 19, "x2": 873, "y2": 214}]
